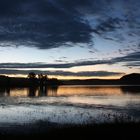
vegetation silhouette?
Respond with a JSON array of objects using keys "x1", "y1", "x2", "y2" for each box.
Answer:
[
  {"x1": 0, "y1": 72, "x2": 60, "y2": 97},
  {"x1": 0, "y1": 75, "x2": 10, "y2": 87},
  {"x1": 28, "y1": 72, "x2": 36, "y2": 79},
  {"x1": 0, "y1": 116, "x2": 139, "y2": 139},
  {"x1": 0, "y1": 73, "x2": 139, "y2": 88}
]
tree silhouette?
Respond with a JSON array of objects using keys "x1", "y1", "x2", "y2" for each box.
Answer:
[
  {"x1": 38, "y1": 73, "x2": 48, "y2": 86},
  {"x1": 28, "y1": 72, "x2": 36, "y2": 79},
  {"x1": 38, "y1": 73, "x2": 43, "y2": 79}
]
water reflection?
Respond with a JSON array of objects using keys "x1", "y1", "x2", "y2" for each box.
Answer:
[
  {"x1": 0, "y1": 87, "x2": 10, "y2": 97},
  {"x1": 0, "y1": 86, "x2": 139, "y2": 97},
  {"x1": 17, "y1": 86, "x2": 58, "y2": 97},
  {"x1": 121, "y1": 86, "x2": 140, "y2": 94},
  {"x1": 57, "y1": 86, "x2": 124, "y2": 96},
  {"x1": 27, "y1": 86, "x2": 58, "y2": 97},
  {"x1": 57, "y1": 86, "x2": 140, "y2": 96},
  {"x1": 28, "y1": 86, "x2": 38, "y2": 97}
]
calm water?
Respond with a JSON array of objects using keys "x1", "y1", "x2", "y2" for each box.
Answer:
[{"x1": 0, "y1": 85, "x2": 140, "y2": 126}]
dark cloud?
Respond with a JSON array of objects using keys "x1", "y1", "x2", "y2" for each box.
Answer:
[
  {"x1": 0, "y1": 69, "x2": 124, "y2": 77},
  {"x1": 0, "y1": 52, "x2": 139, "y2": 69},
  {"x1": 124, "y1": 62, "x2": 140, "y2": 67},
  {"x1": 112, "y1": 52, "x2": 140, "y2": 63},
  {"x1": 93, "y1": 18, "x2": 122, "y2": 35},
  {"x1": 0, "y1": 0, "x2": 93, "y2": 49},
  {"x1": 0, "y1": 0, "x2": 139, "y2": 49},
  {"x1": 0, "y1": 61, "x2": 108, "y2": 68},
  {"x1": 55, "y1": 59, "x2": 68, "y2": 63},
  {"x1": 0, "y1": 52, "x2": 140, "y2": 69}
]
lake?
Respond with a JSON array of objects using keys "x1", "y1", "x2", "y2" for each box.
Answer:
[{"x1": 0, "y1": 85, "x2": 140, "y2": 127}]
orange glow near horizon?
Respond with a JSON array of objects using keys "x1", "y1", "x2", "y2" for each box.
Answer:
[
  {"x1": 0, "y1": 63, "x2": 138, "y2": 80},
  {"x1": 2, "y1": 74, "x2": 123, "y2": 80}
]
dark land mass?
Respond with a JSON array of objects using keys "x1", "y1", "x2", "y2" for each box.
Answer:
[
  {"x1": 0, "y1": 121, "x2": 139, "y2": 140},
  {"x1": 0, "y1": 76, "x2": 62, "y2": 87},
  {"x1": 60, "y1": 73, "x2": 140, "y2": 85},
  {"x1": 0, "y1": 73, "x2": 140, "y2": 88}
]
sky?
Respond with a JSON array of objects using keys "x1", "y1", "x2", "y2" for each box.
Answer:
[{"x1": 0, "y1": 0, "x2": 139, "y2": 79}]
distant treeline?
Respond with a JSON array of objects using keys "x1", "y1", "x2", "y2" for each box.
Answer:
[
  {"x1": 60, "y1": 73, "x2": 140, "y2": 85},
  {"x1": 0, "y1": 72, "x2": 61, "y2": 87},
  {"x1": 0, "y1": 73, "x2": 140, "y2": 87}
]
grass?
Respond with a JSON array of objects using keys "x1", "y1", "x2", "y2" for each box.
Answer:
[
  {"x1": 0, "y1": 122, "x2": 139, "y2": 140},
  {"x1": 0, "y1": 114, "x2": 140, "y2": 140}
]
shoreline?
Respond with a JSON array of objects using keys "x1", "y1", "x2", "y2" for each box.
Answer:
[{"x1": 0, "y1": 73, "x2": 140, "y2": 87}]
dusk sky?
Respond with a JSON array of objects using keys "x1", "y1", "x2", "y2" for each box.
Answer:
[{"x1": 0, "y1": 0, "x2": 139, "y2": 79}]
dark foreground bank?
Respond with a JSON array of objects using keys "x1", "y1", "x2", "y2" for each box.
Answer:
[{"x1": 0, "y1": 122, "x2": 140, "y2": 140}]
